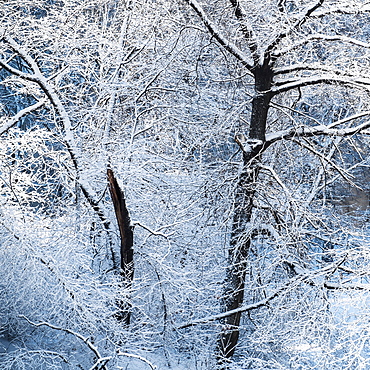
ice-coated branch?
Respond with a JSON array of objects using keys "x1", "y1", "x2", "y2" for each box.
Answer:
[
  {"x1": 0, "y1": 99, "x2": 46, "y2": 136},
  {"x1": 184, "y1": 0, "x2": 254, "y2": 70}
]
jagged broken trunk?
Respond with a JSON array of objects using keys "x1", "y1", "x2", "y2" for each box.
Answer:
[
  {"x1": 107, "y1": 168, "x2": 134, "y2": 325},
  {"x1": 217, "y1": 63, "x2": 273, "y2": 361}
]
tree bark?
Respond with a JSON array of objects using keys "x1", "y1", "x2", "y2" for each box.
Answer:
[
  {"x1": 217, "y1": 62, "x2": 273, "y2": 362},
  {"x1": 107, "y1": 168, "x2": 134, "y2": 325}
]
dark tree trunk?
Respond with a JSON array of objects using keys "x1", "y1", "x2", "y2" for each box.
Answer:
[
  {"x1": 107, "y1": 168, "x2": 134, "y2": 325},
  {"x1": 217, "y1": 62, "x2": 273, "y2": 362}
]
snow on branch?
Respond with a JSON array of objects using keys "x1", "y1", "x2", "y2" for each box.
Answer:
[
  {"x1": 0, "y1": 99, "x2": 46, "y2": 136},
  {"x1": 0, "y1": 31, "x2": 111, "y2": 230},
  {"x1": 177, "y1": 274, "x2": 307, "y2": 329},
  {"x1": 228, "y1": 0, "x2": 259, "y2": 64},
  {"x1": 290, "y1": 138, "x2": 357, "y2": 187},
  {"x1": 265, "y1": 111, "x2": 370, "y2": 145},
  {"x1": 272, "y1": 75, "x2": 370, "y2": 94},
  {"x1": 117, "y1": 352, "x2": 157, "y2": 370},
  {"x1": 88, "y1": 357, "x2": 112, "y2": 370},
  {"x1": 265, "y1": 0, "x2": 324, "y2": 56},
  {"x1": 274, "y1": 63, "x2": 366, "y2": 77},
  {"x1": 19, "y1": 315, "x2": 110, "y2": 368},
  {"x1": 0, "y1": 32, "x2": 75, "y2": 148},
  {"x1": 273, "y1": 33, "x2": 370, "y2": 58},
  {"x1": 184, "y1": 0, "x2": 254, "y2": 70},
  {"x1": 177, "y1": 259, "x2": 370, "y2": 329}
]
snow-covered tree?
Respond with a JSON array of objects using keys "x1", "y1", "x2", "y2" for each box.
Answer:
[
  {"x1": 178, "y1": 0, "x2": 370, "y2": 367},
  {"x1": 2, "y1": 0, "x2": 370, "y2": 369}
]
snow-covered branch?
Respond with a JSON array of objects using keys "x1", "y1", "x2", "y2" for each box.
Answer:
[
  {"x1": 265, "y1": 111, "x2": 370, "y2": 145},
  {"x1": 88, "y1": 357, "x2": 111, "y2": 370},
  {"x1": 178, "y1": 259, "x2": 370, "y2": 329},
  {"x1": 177, "y1": 273, "x2": 308, "y2": 329},
  {"x1": 272, "y1": 74, "x2": 370, "y2": 94},
  {"x1": 290, "y1": 138, "x2": 357, "y2": 187},
  {"x1": 0, "y1": 31, "x2": 110, "y2": 228},
  {"x1": 177, "y1": 292, "x2": 280, "y2": 329},
  {"x1": 117, "y1": 352, "x2": 157, "y2": 370},
  {"x1": 184, "y1": 0, "x2": 254, "y2": 70},
  {"x1": 0, "y1": 99, "x2": 46, "y2": 136},
  {"x1": 266, "y1": 0, "x2": 324, "y2": 56},
  {"x1": 273, "y1": 33, "x2": 370, "y2": 58},
  {"x1": 0, "y1": 33, "x2": 75, "y2": 146},
  {"x1": 274, "y1": 63, "x2": 366, "y2": 77},
  {"x1": 228, "y1": 0, "x2": 259, "y2": 64},
  {"x1": 19, "y1": 315, "x2": 109, "y2": 368}
]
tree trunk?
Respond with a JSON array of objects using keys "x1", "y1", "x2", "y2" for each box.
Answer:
[
  {"x1": 217, "y1": 62, "x2": 273, "y2": 362},
  {"x1": 107, "y1": 168, "x2": 134, "y2": 325}
]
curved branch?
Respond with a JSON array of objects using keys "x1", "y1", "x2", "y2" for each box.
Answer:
[
  {"x1": 178, "y1": 258, "x2": 370, "y2": 329},
  {"x1": 0, "y1": 32, "x2": 112, "y2": 233},
  {"x1": 117, "y1": 352, "x2": 157, "y2": 370},
  {"x1": 19, "y1": 315, "x2": 109, "y2": 368},
  {"x1": 0, "y1": 99, "x2": 46, "y2": 135}
]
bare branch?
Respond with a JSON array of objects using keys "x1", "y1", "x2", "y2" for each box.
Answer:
[{"x1": 132, "y1": 221, "x2": 173, "y2": 239}]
